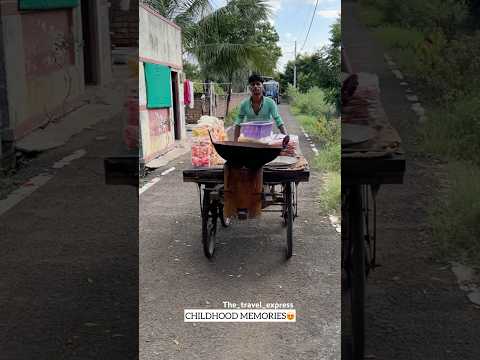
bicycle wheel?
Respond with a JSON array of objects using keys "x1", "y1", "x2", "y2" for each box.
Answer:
[
  {"x1": 285, "y1": 182, "x2": 293, "y2": 259},
  {"x1": 350, "y1": 185, "x2": 365, "y2": 359},
  {"x1": 202, "y1": 190, "x2": 218, "y2": 258}
]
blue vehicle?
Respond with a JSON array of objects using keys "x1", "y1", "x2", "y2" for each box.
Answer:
[{"x1": 263, "y1": 80, "x2": 280, "y2": 104}]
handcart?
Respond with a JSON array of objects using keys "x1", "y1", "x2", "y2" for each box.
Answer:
[{"x1": 183, "y1": 161, "x2": 309, "y2": 259}]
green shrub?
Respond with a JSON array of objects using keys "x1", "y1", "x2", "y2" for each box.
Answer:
[
  {"x1": 359, "y1": 5, "x2": 385, "y2": 27},
  {"x1": 289, "y1": 87, "x2": 334, "y2": 118},
  {"x1": 193, "y1": 82, "x2": 204, "y2": 94},
  {"x1": 319, "y1": 172, "x2": 341, "y2": 215},
  {"x1": 318, "y1": 117, "x2": 340, "y2": 145},
  {"x1": 363, "y1": 0, "x2": 469, "y2": 35},
  {"x1": 430, "y1": 162, "x2": 480, "y2": 267},
  {"x1": 413, "y1": 31, "x2": 480, "y2": 102},
  {"x1": 286, "y1": 84, "x2": 299, "y2": 103}
]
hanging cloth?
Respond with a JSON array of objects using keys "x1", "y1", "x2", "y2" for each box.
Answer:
[
  {"x1": 188, "y1": 80, "x2": 194, "y2": 109},
  {"x1": 183, "y1": 80, "x2": 191, "y2": 106}
]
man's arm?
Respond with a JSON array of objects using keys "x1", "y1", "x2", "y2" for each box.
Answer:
[
  {"x1": 233, "y1": 101, "x2": 247, "y2": 142},
  {"x1": 271, "y1": 100, "x2": 287, "y2": 134}
]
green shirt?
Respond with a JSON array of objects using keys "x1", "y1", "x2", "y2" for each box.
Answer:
[{"x1": 234, "y1": 96, "x2": 283, "y2": 127}]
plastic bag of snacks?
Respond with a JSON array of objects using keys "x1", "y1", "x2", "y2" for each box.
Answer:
[
  {"x1": 191, "y1": 116, "x2": 226, "y2": 167},
  {"x1": 268, "y1": 134, "x2": 299, "y2": 157},
  {"x1": 191, "y1": 139, "x2": 212, "y2": 167},
  {"x1": 238, "y1": 134, "x2": 273, "y2": 144}
]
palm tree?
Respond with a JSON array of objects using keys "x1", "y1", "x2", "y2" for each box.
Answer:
[
  {"x1": 143, "y1": 0, "x2": 275, "y2": 114},
  {"x1": 186, "y1": 0, "x2": 273, "y2": 114},
  {"x1": 141, "y1": 0, "x2": 213, "y2": 28}
]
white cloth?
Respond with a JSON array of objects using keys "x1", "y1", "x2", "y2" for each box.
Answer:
[{"x1": 188, "y1": 80, "x2": 194, "y2": 109}]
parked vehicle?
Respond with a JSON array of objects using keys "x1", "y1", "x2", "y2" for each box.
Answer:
[{"x1": 263, "y1": 80, "x2": 280, "y2": 104}]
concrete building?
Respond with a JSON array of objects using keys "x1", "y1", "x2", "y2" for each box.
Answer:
[
  {"x1": 139, "y1": 2, "x2": 186, "y2": 164},
  {"x1": 0, "y1": 0, "x2": 112, "y2": 170}
]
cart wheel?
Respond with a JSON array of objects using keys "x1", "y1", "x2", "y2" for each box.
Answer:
[
  {"x1": 219, "y1": 204, "x2": 231, "y2": 228},
  {"x1": 202, "y1": 191, "x2": 218, "y2": 258},
  {"x1": 281, "y1": 185, "x2": 288, "y2": 227},
  {"x1": 285, "y1": 182, "x2": 293, "y2": 259},
  {"x1": 350, "y1": 186, "x2": 365, "y2": 359}
]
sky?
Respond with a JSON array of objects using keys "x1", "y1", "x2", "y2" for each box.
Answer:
[{"x1": 212, "y1": 0, "x2": 341, "y2": 72}]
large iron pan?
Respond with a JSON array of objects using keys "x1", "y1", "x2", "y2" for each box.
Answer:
[{"x1": 209, "y1": 131, "x2": 289, "y2": 169}]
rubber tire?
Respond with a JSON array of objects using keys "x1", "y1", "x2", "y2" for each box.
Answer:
[
  {"x1": 285, "y1": 182, "x2": 293, "y2": 259},
  {"x1": 350, "y1": 187, "x2": 365, "y2": 360},
  {"x1": 202, "y1": 191, "x2": 217, "y2": 259}
]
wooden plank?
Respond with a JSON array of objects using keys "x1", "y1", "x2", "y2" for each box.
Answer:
[
  {"x1": 341, "y1": 154, "x2": 405, "y2": 185},
  {"x1": 183, "y1": 167, "x2": 310, "y2": 185}
]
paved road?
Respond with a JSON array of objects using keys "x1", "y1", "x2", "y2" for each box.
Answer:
[
  {"x1": 139, "y1": 105, "x2": 341, "y2": 360},
  {"x1": 0, "y1": 114, "x2": 138, "y2": 360}
]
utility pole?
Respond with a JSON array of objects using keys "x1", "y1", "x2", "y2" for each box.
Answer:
[{"x1": 293, "y1": 40, "x2": 297, "y2": 88}]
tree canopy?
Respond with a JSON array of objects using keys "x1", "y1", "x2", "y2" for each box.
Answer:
[
  {"x1": 279, "y1": 19, "x2": 340, "y2": 107},
  {"x1": 185, "y1": 0, "x2": 281, "y2": 83}
]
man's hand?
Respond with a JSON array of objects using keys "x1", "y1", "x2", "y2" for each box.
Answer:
[
  {"x1": 234, "y1": 125, "x2": 241, "y2": 142},
  {"x1": 279, "y1": 124, "x2": 287, "y2": 135}
]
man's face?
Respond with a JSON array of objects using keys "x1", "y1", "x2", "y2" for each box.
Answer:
[{"x1": 249, "y1": 81, "x2": 263, "y2": 96}]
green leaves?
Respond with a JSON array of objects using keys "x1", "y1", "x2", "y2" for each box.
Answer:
[
  {"x1": 185, "y1": 0, "x2": 278, "y2": 82},
  {"x1": 279, "y1": 19, "x2": 340, "y2": 108},
  {"x1": 145, "y1": 0, "x2": 281, "y2": 85}
]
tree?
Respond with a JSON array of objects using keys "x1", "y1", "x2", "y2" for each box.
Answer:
[
  {"x1": 279, "y1": 18, "x2": 340, "y2": 108},
  {"x1": 324, "y1": 19, "x2": 341, "y2": 108},
  {"x1": 186, "y1": 0, "x2": 274, "y2": 113},
  {"x1": 141, "y1": 0, "x2": 213, "y2": 28},
  {"x1": 183, "y1": 61, "x2": 201, "y2": 80},
  {"x1": 145, "y1": 0, "x2": 283, "y2": 114},
  {"x1": 254, "y1": 21, "x2": 283, "y2": 76}
]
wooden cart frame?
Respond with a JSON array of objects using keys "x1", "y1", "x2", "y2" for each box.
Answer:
[
  {"x1": 342, "y1": 153, "x2": 405, "y2": 358},
  {"x1": 183, "y1": 167, "x2": 309, "y2": 259}
]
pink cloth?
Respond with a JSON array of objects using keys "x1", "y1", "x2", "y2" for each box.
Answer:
[{"x1": 184, "y1": 80, "x2": 191, "y2": 105}]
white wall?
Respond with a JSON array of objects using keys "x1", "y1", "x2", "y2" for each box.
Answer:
[
  {"x1": 139, "y1": 5, "x2": 182, "y2": 68},
  {"x1": 139, "y1": 3, "x2": 186, "y2": 162}
]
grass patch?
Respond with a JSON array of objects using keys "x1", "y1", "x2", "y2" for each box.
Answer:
[
  {"x1": 289, "y1": 84, "x2": 341, "y2": 216},
  {"x1": 430, "y1": 162, "x2": 480, "y2": 268},
  {"x1": 288, "y1": 86, "x2": 335, "y2": 118},
  {"x1": 319, "y1": 172, "x2": 341, "y2": 215},
  {"x1": 294, "y1": 111, "x2": 340, "y2": 145},
  {"x1": 315, "y1": 142, "x2": 341, "y2": 173},
  {"x1": 294, "y1": 113, "x2": 320, "y2": 141},
  {"x1": 421, "y1": 96, "x2": 480, "y2": 167},
  {"x1": 373, "y1": 26, "x2": 424, "y2": 49}
]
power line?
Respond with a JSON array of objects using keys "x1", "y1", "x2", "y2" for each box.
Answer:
[{"x1": 300, "y1": 0, "x2": 319, "y2": 52}]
